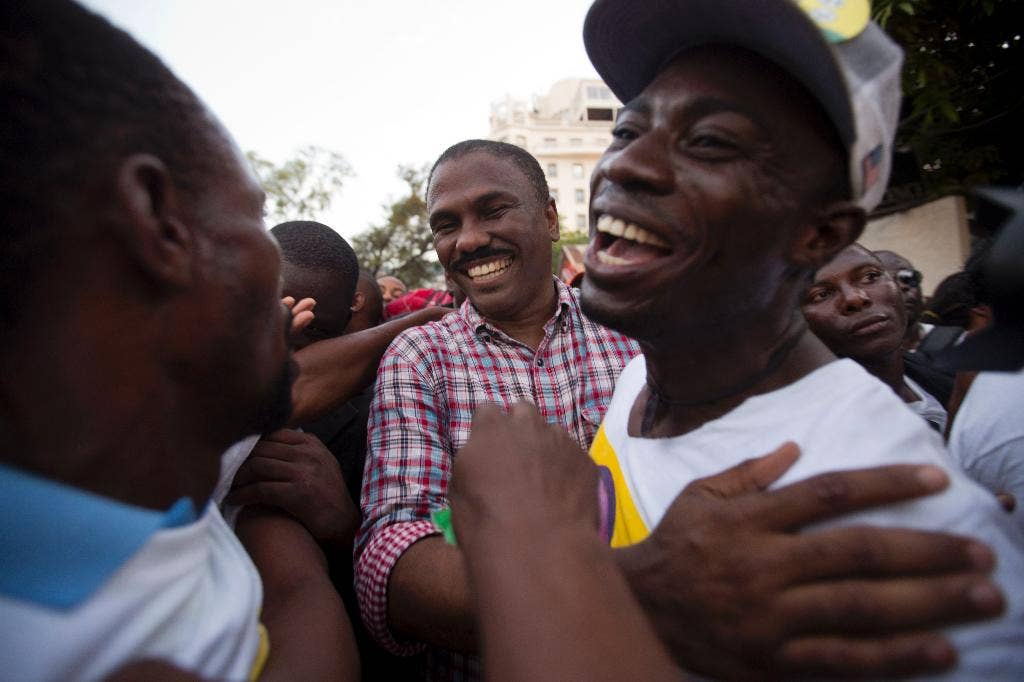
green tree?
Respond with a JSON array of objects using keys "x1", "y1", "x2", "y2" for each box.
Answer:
[
  {"x1": 351, "y1": 165, "x2": 441, "y2": 289},
  {"x1": 874, "y1": 0, "x2": 1024, "y2": 210},
  {"x1": 246, "y1": 146, "x2": 352, "y2": 224}
]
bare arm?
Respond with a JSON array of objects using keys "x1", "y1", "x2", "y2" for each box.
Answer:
[
  {"x1": 290, "y1": 307, "x2": 450, "y2": 426},
  {"x1": 235, "y1": 506, "x2": 359, "y2": 682},
  {"x1": 387, "y1": 537, "x2": 478, "y2": 652}
]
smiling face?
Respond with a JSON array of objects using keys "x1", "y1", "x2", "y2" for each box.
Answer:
[
  {"x1": 580, "y1": 46, "x2": 850, "y2": 343},
  {"x1": 428, "y1": 151, "x2": 559, "y2": 322},
  {"x1": 801, "y1": 245, "x2": 907, "y2": 361}
]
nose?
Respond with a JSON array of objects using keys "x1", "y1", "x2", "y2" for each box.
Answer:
[
  {"x1": 598, "y1": 130, "x2": 674, "y2": 194},
  {"x1": 838, "y1": 282, "x2": 872, "y2": 313},
  {"x1": 453, "y1": 216, "x2": 491, "y2": 259}
]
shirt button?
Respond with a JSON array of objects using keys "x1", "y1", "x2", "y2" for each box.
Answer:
[{"x1": 536, "y1": 358, "x2": 544, "y2": 367}]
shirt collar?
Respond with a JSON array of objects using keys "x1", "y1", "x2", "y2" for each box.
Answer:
[
  {"x1": 0, "y1": 463, "x2": 197, "y2": 610},
  {"x1": 465, "y1": 276, "x2": 575, "y2": 339}
]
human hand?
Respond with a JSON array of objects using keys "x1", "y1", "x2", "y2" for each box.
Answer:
[
  {"x1": 621, "y1": 443, "x2": 1004, "y2": 679},
  {"x1": 227, "y1": 429, "x2": 357, "y2": 548},
  {"x1": 450, "y1": 402, "x2": 599, "y2": 553},
  {"x1": 282, "y1": 296, "x2": 316, "y2": 338}
]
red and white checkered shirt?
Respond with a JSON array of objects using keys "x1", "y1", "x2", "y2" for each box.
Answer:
[{"x1": 355, "y1": 277, "x2": 638, "y2": 681}]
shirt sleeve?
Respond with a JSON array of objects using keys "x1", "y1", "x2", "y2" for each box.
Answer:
[{"x1": 354, "y1": 335, "x2": 451, "y2": 654}]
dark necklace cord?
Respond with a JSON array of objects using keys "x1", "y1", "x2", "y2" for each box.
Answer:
[{"x1": 641, "y1": 317, "x2": 808, "y2": 436}]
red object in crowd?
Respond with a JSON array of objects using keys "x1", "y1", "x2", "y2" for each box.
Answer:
[{"x1": 384, "y1": 288, "x2": 454, "y2": 319}]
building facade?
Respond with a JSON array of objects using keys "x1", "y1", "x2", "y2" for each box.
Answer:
[{"x1": 489, "y1": 78, "x2": 621, "y2": 233}]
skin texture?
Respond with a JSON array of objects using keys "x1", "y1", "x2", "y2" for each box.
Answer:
[
  {"x1": 802, "y1": 244, "x2": 917, "y2": 402},
  {"x1": 376, "y1": 275, "x2": 406, "y2": 304},
  {"x1": 450, "y1": 403, "x2": 678, "y2": 682},
  {"x1": 427, "y1": 151, "x2": 560, "y2": 349}
]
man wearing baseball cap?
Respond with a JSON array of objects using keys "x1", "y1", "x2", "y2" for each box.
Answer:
[{"x1": 578, "y1": 0, "x2": 1024, "y2": 677}]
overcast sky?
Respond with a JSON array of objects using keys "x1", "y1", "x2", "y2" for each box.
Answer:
[{"x1": 81, "y1": 0, "x2": 601, "y2": 239}]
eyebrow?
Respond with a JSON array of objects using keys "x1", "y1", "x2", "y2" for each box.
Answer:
[
  {"x1": 618, "y1": 97, "x2": 652, "y2": 119},
  {"x1": 429, "y1": 190, "x2": 519, "y2": 228}
]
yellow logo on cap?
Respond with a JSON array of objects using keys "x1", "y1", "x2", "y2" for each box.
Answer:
[{"x1": 798, "y1": 0, "x2": 871, "y2": 42}]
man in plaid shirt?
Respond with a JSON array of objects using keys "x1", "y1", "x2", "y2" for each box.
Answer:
[{"x1": 354, "y1": 139, "x2": 639, "y2": 680}]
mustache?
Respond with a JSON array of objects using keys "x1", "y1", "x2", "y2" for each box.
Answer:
[{"x1": 450, "y1": 247, "x2": 515, "y2": 272}]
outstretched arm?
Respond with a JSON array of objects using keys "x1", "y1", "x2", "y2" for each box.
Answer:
[{"x1": 289, "y1": 306, "x2": 450, "y2": 425}]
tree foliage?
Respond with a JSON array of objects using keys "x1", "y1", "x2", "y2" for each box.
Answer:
[
  {"x1": 351, "y1": 165, "x2": 441, "y2": 289},
  {"x1": 874, "y1": 0, "x2": 1024, "y2": 210},
  {"x1": 246, "y1": 145, "x2": 352, "y2": 224}
]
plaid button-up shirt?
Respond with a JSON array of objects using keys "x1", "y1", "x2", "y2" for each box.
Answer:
[{"x1": 355, "y1": 278, "x2": 638, "y2": 681}]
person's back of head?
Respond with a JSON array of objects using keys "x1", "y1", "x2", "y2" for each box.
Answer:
[{"x1": 271, "y1": 220, "x2": 359, "y2": 346}]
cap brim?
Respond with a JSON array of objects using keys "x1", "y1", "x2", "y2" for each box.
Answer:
[
  {"x1": 934, "y1": 324, "x2": 1024, "y2": 372},
  {"x1": 583, "y1": 0, "x2": 855, "y2": 145}
]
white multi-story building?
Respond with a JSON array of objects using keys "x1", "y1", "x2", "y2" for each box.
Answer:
[{"x1": 489, "y1": 78, "x2": 621, "y2": 233}]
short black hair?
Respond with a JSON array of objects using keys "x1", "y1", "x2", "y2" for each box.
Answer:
[
  {"x1": 1, "y1": 0, "x2": 225, "y2": 327},
  {"x1": 271, "y1": 220, "x2": 359, "y2": 294},
  {"x1": 427, "y1": 139, "x2": 549, "y2": 206}
]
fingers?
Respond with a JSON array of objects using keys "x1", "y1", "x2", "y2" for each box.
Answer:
[
  {"x1": 781, "y1": 526, "x2": 995, "y2": 581},
  {"x1": 776, "y1": 632, "x2": 956, "y2": 679},
  {"x1": 744, "y1": 464, "x2": 949, "y2": 531},
  {"x1": 292, "y1": 297, "x2": 316, "y2": 315},
  {"x1": 683, "y1": 441, "x2": 800, "y2": 500},
  {"x1": 291, "y1": 310, "x2": 315, "y2": 335},
  {"x1": 259, "y1": 429, "x2": 309, "y2": 446},
  {"x1": 778, "y1": 573, "x2": 1005, "y2": 637},
  {"x1": 232, "y1": 456, "x2": 295, "y2": 487},
  {"x1": 225, "y1": 480, "x2": 296, "y2": 509}
]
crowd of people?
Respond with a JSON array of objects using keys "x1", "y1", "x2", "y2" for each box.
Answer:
[{"x1": 2, "y1": 0, "x2": 1023, "y2": 680}]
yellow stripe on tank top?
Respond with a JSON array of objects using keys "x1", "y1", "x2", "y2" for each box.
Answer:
[{"x1": 589, "y1": 425, "x2": 650, "y2": 547}]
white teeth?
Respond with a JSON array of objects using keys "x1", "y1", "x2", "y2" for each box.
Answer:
[
  {"x1": 467, "y1": 257, "x2": 513, "y2": 280},
  {"x1": 595, "y1": 214, "x2": 669, "y2": 249}
]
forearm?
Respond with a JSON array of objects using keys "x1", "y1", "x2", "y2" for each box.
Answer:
[
  {"x1": 386, "y1": 535, "x2": 479, "y2": 652},
  {"x1": 236, "y1": 506, "x2": 359, "y2": 682},
  {"x1": 466, "y1": 524, "x2": 681, "y2": 682},
  {"x1": 290, "y1": 308, "x2": 444, "y2": 425}
]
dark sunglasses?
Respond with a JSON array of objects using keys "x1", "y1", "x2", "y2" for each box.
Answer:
[{"x1": 895, "y1": 269, "x2": 922, "y2": 287}]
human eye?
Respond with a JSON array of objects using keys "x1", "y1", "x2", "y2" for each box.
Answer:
[
  {"x1": 805, "y1": 287, "x2": 832, "y2": 305},
  {"x1": 685, "y1": 129, "x2": 741, "y2": 160},
  {"x1": 484, "y1": 204, "x2": 512, "y2": 220},
  {"x1": 861, "y1": 268, "x2": 884, "y2": 284}
]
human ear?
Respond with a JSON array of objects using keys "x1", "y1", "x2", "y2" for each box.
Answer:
[
  {"x1": 545, "y1": 197, "x2": 560, "y2": 242},
  {"x1": 790, "y1": 202, "x2": 866, "y2": 269},
  {"x1": 349, "y1": 290, "x2": 366, "y2": 314},
  {"x1": 114, "y1": 154, "x2": 194, "y2": 291}
]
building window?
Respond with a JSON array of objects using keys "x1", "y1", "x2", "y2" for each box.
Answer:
[
  {"x1": 572, "y1": 163, "x2": 584, "y2": 179},
  {"x1": 570, "y1": 137, "x2": 583, "y2": 147},
  {"x1": 586, "y1": 85, "x2": 612, "y2": 100},
  {"x1": 543, "y1": 137, "x2": 557, "y2": 147},
  {"x1": 550, "y1": 188, "x2": 559, "y2": 201},
  {"x1": 575, "y1": 189, "x2": 585, "y2": 204},
  {"x1": 575, "y1": 214, "x2": 587, "y2": 230},
  {"x1": 586, "y1": 107, "x2": 614, "y2": 121},
  {"x1": 547, "y1": 163, "x2": 558, "y2": 178}
]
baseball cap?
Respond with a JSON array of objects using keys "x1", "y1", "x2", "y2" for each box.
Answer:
[
  {"x1": 936, "y1": 187, "x2": 1024, "y2": 372},
  {"x1": 583, "y1": 0, "x2": 903, "y2": 211}
]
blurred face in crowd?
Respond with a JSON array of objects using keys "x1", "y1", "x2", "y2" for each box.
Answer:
[
  {"x1": 427, "y1": 151, "x2": 558, "y2": 322},
  {"x1": 281, "y1": 261, "x2": 354, "y2": 349},
  {"x1": 802, "y1": 244, "x2": 907, "y2": 362},
  {"x1": 581, "y1": 46, "x2": 855, "y2": 341},
  {"x1": 874, "y1": 250, "x2": 923, "y2": 325},
  {"x1": 377, "y1": 275, "x2": 406, "y2": 303}
]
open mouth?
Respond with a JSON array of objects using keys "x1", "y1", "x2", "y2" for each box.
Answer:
[
  {"x1": 592, "y1": 214, "x2": 671, "y2": 267},
  {"x1": 464, "y1": 255, "x2": 514, "y2": 283}
]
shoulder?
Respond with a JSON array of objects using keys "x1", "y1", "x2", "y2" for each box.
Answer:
[{"x1": 384, "y1": 310, "x2": 473, "y2": 362}]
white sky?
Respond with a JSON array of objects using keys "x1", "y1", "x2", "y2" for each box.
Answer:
[{"x1": 81, "y1": 0, "x2": 601, "y2": 240}]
